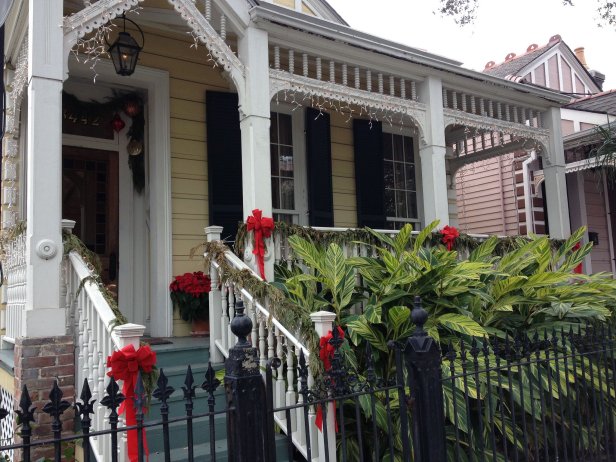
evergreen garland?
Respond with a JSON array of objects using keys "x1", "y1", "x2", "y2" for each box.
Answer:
[
  {"x1": 193, "y1": 241, "x2": 322, "y2": 374},
  {"x1": 62, "y1": 231, "x2": 128, "y2": 326},
  {"x1": 235, "y1": 221, "x2": 564, "y2": 259}
]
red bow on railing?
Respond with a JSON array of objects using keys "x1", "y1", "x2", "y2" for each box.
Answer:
[
  {"x1": 572, "y1": 242, "x2": 583, "y2": 274},
  {"x1": 441, "y1": 225, "x2": 460, "y2": 251},
  {"x1": 246, "y1": 209, "x2": 274, "y2": 280},
  {"x1": 107, "y1": 344, "x2": 157, "y2": 462},
  {"x1": 316, "y1": 326, "x2": 345, "y2": 432}
]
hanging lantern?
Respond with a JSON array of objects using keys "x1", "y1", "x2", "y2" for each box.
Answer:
[
  {"x1": 106, "y1": 15, "x2": 145, "y2": 77},
  {"x1": 111, "y1": 113, "x2": 126, "y2": 132}
]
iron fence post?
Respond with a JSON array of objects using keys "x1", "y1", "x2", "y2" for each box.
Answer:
[
  {"x1": 404, "y1": 296, "x2": 447, "y2": 462},
  {"x1": 225, "y1": 299, "x2": 271, "y2": 461}
]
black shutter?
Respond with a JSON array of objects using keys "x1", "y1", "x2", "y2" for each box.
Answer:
[
  {"x1": 353, "y1": 119, "x2": 385, "y2": 228},
  {"x1": 206, "y1": 91, "x2": 243, "y2": 242},
  {"x1": 306, "y1": 108, "x2": 334, "y2": 226}
]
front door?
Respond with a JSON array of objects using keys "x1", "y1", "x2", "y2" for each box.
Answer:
[{"x1": 62, "y1": 146, "x2": 120, "y2": 294}]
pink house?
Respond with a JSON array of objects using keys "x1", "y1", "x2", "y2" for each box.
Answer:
[{"x1": 456, "y1": 35, "x2": 616, "y2": 273}]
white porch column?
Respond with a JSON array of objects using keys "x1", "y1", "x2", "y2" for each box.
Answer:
[
  {"x1": 237, "y1": 27, "x2": 272, "y2": 218},
  {"x1": 542, "y1": 107, "x2": 571, "y2": 239},
  {"x1": 24, "y1": 0, "x2": 66, "y2": 337},
  {"x1": 418, "y1": 76, "x2": 449, "y2": 227},
  {"x1": 567, "y1": 172, "x2": 592, "y2": 272}
]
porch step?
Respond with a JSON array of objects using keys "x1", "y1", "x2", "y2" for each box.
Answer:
[
  {"x1": 148, "y1": 337, "x2": 211, "y2": 369},
  {"x1": 148, "y1": 433, "x2": 294, "y2": 462}
]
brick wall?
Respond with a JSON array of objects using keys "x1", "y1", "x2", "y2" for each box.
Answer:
[{"x1": 13, "y1": 336, "x2": 75, "y2": 461}]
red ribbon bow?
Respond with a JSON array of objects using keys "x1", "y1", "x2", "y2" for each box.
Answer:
[
  {"x1": 572, "y1": 242, "x2": 583, "y2": 274},
  {"x1": 441, "y1": 225, "x2": 460, "y2": 251},
  {"x1": 246, "y1": 209, "x2": 274, "y2": 280},
  {"x1": 316, "y1": 327, "x2": 345, "y2": 432},
  {"x1": 107, "y1": 344, "x2": 157, "y2": 462}
]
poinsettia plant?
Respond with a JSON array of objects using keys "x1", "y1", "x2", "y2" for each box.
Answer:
[{"x1": 169, "y1": 271, "x2": 211, "y2": 322}]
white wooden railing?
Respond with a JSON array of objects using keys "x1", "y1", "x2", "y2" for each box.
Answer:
[
  {"x1": 65, "y1": 251, "x2": 145, "y2": 462},
  {"x1": 3, "y1": 232, "x2": 26, "y2": 346},
  {"x1": 205, "y1": 226, "x2": 335, "y2": 461}
]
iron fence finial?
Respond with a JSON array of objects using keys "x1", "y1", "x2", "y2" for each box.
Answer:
[{"x1": 230, "y1": 300, "x2": 252, "y2": 347}]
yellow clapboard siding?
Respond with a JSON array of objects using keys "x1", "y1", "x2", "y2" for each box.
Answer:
[
  {"x1": 171, "y1": 79, "x2": 230, "y2": 102},
  {"x1": 334, "y1": 210, "x2": 357, "y2": 228},
  {"x1": 331, "y1": 127, "x2": 353, "y2": 145},
  {"x1": 332, "y1": 177, "x2": 356, "y2": 193},
  {"x1": 173, "y1": 218, "x2": 210, "y2": 236},
  {"x1": 139, "y1": 51, "x2": 228, "y2": 87},
  {"x1": 171, "y1": 118, "x2": 206, "y2": 142},
  {"x1": 332, "y1": 159, "x2": 354, "y2": 178},
  {"x1": 171, "y1": 139, "x2": 207, "y2": 160},
  {"x1": 331, "y1": 144, "x2": 353, "y2": 161},
  {"x1": 172, "y1": 197, "x2": 208, "y2": 216},
  {"x1": 171, "y1": 98, "x2": 206, "y2": 123},
  {"x1": 333, "y1": 193, "x2": 356, "y2": 209},
  {"x1": 172, "y1": 177, "x2": 208, "y2": 197},
  {"x1": 172, "y1": 157, "x2": 207, "y2": 179},
  {"x1": 173, "y1": 238, "x2": 207, "y2": 257}
]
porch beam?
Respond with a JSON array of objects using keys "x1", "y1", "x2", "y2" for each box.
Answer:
[
  {"x1": 418, "y1": 76, "x2": 449, "y2": 227},
  {"x1": 24, "y1": 0, "x2": 66, "y2": 337},
  {"x1": 542, "y1": 106, "x2": 571, "y2": 239}
]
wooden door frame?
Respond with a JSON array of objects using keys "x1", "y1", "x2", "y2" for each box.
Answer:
[{"x1": 66, "y1": 58, "x2": 172, "y2": 337}]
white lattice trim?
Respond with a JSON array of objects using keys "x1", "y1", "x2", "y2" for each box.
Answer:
[
  {"x1": 443, "y1": 108, "x2": 550, "y2": 149},
  {"x1": 167, "y1": 0, "x2": 244, "y2": 83},
  {"x1": 63, "y1": 0, "x2": 143, "y2": 41},
  {"x1": 270, "y1": 69, "x2": 427, "y2": 140}
]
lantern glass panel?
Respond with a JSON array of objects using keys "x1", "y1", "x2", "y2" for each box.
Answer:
[{"x1": 108, "y1": 32, "x2": 141, "y2": 76}]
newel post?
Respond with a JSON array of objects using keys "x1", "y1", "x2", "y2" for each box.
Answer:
[
  {"x1": 113, "y1": 324, "x2": 146, "y2": 350},
  {"x1": 404, "y1": 296, "x2": 446, "y2": 461},
  {"x1": 205, "y1": 226, "x2": 224, "y2": 363},
  {"x1": 310, "y1": 311, "x2": 337, "y2": 462},
  {"x1": 225, "y1": 300, "x2": 270, "y2": 461}
]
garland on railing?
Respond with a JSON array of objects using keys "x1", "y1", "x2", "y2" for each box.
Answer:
[
  {"x1": 62, "y1": 231, "x2": 128, "y2": 326},
  {"x1": 235, "y1": 221, "x2": 565, "y2": 259},
  {"x1": 193, "y1": 241, "x2": 322, "y2": 373}
]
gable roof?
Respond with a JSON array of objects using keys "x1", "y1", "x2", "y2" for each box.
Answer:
[
  {"x1": 482, "y1": 35, "x2": 601, "y2": 95},
  {"x1": 483, "y1": 39, "x2": 559, "y2": 79},
  {"x1": 565, "y1": 90, "x2": 616, "y2": 115}
]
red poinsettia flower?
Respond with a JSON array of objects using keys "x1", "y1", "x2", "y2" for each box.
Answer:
[{"x1": 441, "y1": 225, "x2": 460, "y2": 251}]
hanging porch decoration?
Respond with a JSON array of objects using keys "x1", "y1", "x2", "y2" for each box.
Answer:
[
  {"x1": 106, "y1": 343, "x2": 157, "y2": 462},
  {"x1": 440, "y1": 225, "x2": 460, "y2": 251},
  {"x1": 62, "y1": 91, "x2": 146, "y2": 193},
  {"x1": 246, "y1": 209, "x2": 274, "y2": 280}
]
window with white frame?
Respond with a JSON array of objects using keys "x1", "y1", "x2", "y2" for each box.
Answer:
[
  {"x1": 383, "y1": 132, "x2": 420, "y2": 229},
  {"x1": 270, "y1": 111, "x2": 307, "y2": 224}
]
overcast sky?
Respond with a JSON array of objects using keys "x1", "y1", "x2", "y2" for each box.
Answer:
[{"x1": 327, "y1": 0, "x2": 616, "y2": 91}]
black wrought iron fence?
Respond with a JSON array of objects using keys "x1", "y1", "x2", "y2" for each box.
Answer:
[
  {"x1": 441, "y1": 323, "x2": 616, "y2": 462},
  {"x1": 0, "y1": 298, "x2": 615, "y2": 462}
]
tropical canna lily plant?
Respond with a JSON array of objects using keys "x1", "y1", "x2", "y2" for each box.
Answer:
[{"x1": 273, "y1": 221, "x2": 616, "y2": 460}]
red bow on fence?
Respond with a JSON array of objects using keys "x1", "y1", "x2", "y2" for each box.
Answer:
[
  {"x1": 441, "y1": 225, "x2": 460, "y2": 251},
  {"x1": 107, "y1": 344, "x2": 157, "y2": 462},
  {"x1": 316, "y1": 326, "x2": 345, "y2": 432},
  {"x1": 246, "y1": 209, "x2": 274, "y2": 280},
  {"x1": 572, "y1": 242, "x2": 583, "y2": 274}
]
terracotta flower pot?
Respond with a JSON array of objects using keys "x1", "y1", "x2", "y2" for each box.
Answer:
[{"x1": 191, "y1": 318, "x2": 210, "y2": 337}]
